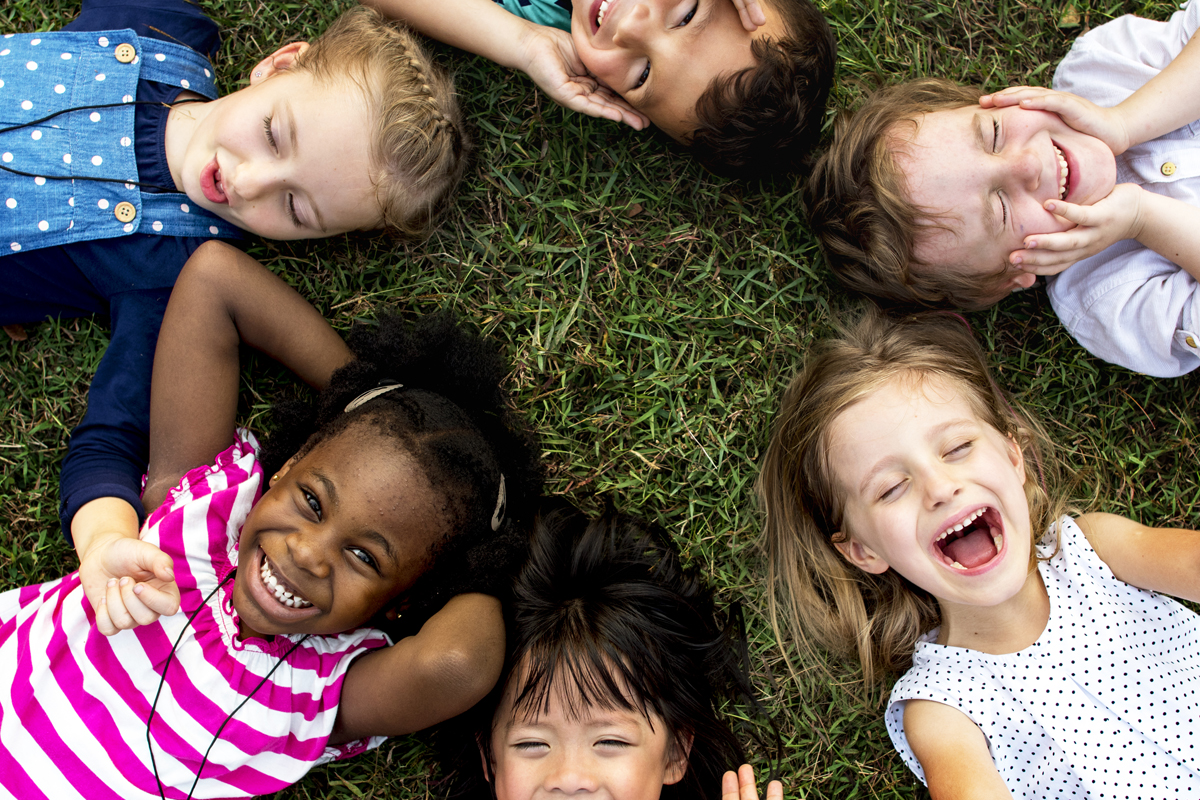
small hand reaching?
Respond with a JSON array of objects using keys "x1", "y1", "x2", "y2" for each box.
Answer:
[
  {"x1": 731, "y1": 0, "x2": 768, "y2": 30},
  {"x1": 979, "y1": 86, "x2": 1132, "y2": 155},
  {"x1": 515, "y1": 24, "x2": 649, "y2": 130},
  {"x1": 79, "y1": 532, "x2": 180, "y2": 636},
  {"x1": 722, "y1": 764, "x2": 783, "y2": 800},
  {"x1": 1009, "y1": 183, "x2": 1144, "y2": 276}
]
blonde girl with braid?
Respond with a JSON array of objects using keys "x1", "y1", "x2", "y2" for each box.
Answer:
[{"x1": 2, "y1": 1, "x2": 472, "y2": 639}]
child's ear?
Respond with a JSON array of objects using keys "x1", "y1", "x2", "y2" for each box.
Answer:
[
  {"x1": 663, "y1": 732, "x2": 693, "y2": 785},
  {"x1": 833, "y1": 533, "x2": 890, "y2": 574},
  {"x1": 268, "y1": 454, "x2": 300, "y2": 488},
  {"x1": 1006, "y1": 434, "x2": 1027, "y2": 486},
  {"x1": 249, "y1": 41, "x2": 311, "y2": 85},
  {"x1": 476, "y1": 735, "x2": 492, "y2": 784},
  {"x1": 1004, "y1": 271, "x2": 1037, "y2": 292}
]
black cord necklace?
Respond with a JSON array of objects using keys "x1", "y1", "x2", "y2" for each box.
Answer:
[
  {"x1": 0, "y1": 97, "x2": 204, "y2": 193},
  {"x1": 146, "y1": 569, "x2": 311, "y2": 800}
]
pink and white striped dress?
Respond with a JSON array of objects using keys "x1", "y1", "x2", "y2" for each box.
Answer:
[{"x1": 0, "y1": 432, "x2": 391, "y2": 799}]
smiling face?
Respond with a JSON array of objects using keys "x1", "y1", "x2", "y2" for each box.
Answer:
[
  {"x1": 232, "y1": 428, "x2": 445, "y2": 639},
  {"x1": 827, "y1": 373, "x2": 1035, "y2": 611},
  {"x1": 569, "y1": 0, "x2": 781, "y2": 140},
  {"x1": 486, "y1": 665, "x2": 688, "y2": 800},
  {"x1": 165, "y1": 42, "x2": 381, "y2": 240},
  {"x1": 894, "y1": 104, "x2": 1117, "y2": 300}
]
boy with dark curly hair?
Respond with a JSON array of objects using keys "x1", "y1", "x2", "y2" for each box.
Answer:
[{"x1": 368, "y1": 0, "x2": 835, "y2": 179}]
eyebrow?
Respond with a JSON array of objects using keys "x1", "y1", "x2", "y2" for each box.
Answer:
[
  {"x1": 285, "y1": 100, "x2": 328, "y2": 233},
  {"x1": 973, "y1": 112, "x2": 998, "y2": 235},
  {"x1": 637, "y1": 0, "x2": 713, "y2": 113},
  {"x1": 854, "y1": 417, "x2": 977, "y2": 496}
]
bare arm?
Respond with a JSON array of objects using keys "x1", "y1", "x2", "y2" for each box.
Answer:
[
  {"x1": 144, "y1": 240, "x2": 352, "y2": 511},
  {"x1": 905, "y1": 700, "x2": 1014, "y2": 800},
  {"x1": 330, "y1": 593, "x2": 505, "y2": 742},
  {"x1": 361, "y1": 0, "x2": 648, "y2": 128},
  {"x1": 1077, "y1": 512, "x2": 1200, "y2": 602}
]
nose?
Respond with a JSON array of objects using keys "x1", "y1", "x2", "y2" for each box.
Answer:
[
  {"x1": 544, "y1": 749, "x2": 600, "y2": 794},
  {"x1": 230, "y1": 159, "x2": 284, "y2": 203},
  {"x1": 612, "y1": 0, "x2": 652, "y2": 47},
  {"x1": 920, "y1": 462, "x2": 962, "y2": 510},
  {"x1": 286, "y1": 529, "x2": 332, "y2": 579},
  {"x1": 1003, "y1": 145, "x2": 1042, "y2": 192}
]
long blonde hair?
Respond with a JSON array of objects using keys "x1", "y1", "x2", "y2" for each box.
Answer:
[
  {"x1": 758, "y1": 308, "x2": 1065, "y2": 684},
  {"x1": 294, "y1": 6, "x2": 470, "y2": 238}
]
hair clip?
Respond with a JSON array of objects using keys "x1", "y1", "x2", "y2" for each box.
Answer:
[
  {"x1": 344, "y1": 381, "x2": 404, "y2": 413},
  {"x1": 490, "y1": 473, "x2": 507, "y2": 531}
]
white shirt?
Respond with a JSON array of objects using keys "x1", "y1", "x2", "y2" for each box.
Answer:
[{"x1": 1048, "y1": 0, "x2": 1200, "y2": 377}]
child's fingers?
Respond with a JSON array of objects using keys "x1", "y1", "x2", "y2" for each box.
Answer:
[
  {"x1": 722, "y1": 770, "x2": 741, "y2": 800},
  {"x1": 766, "y1": 780, "x2": 784, "y2": 800},
  {"x1": 1010, "y1": 246, "x2": 1078, "y2": 276},
  {"x1": 118, "y1": 578, "x2": 163, "y2": 627},
  {"x1": 979, "y1": 86, "x2": 1048, "y2": 108},
  {"x1": 738, "y1": 764, "x2": 759, "y2": 800},
  {"x1": 103, "y1": 578, "x2": 136, "y2": 631},
  {"x1": 731, "y1": 0, "x2": 767, "y2": 30},
  {"x1": 94, "y1": 594, "x2": 118, "y2": 637},
  {"x1": 132, "y1": 580, "x2": 181, "y2": 618}
]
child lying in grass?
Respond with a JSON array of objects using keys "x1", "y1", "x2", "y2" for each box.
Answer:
[
  {"x1": 805, "y1": 0, "x2": 1200, "y2": 377},
  {"x1": 365, "y1": 0, "x2": 835, "y2": 179}
]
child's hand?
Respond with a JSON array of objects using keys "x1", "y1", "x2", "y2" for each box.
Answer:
[
  {"x1": 79, "y1": 531, "x2": 180, "y2": 636},
  {"x1": 980, "y1": 86, "x2": 1132, "y2": 156},
  {"x1": 732, "y1": 0, "x2": 768, "y2": 30},
  {"x1": 722, "y1": 764, "x2": 783, "y2": 800},
  {"x1": 515, "y1": 25, "x2": 650, "y2": 130},
  {"x1": 1009, "y1": 183, "x2": 1144, "y2": 276}
]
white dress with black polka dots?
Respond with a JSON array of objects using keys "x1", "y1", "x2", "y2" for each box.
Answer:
[{"x1": 886, "y1": 517, "x2": 1200, "y2": 798}]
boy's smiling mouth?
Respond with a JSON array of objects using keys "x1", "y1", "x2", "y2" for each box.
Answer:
[
  {"x1": 933, "y1": 506, "x2": 1005, "y2": 571},
  {"x1": 245, "y1": 546, "x2": 320, "y2": 625},
  {"x1": 1052, "y1": 143, "x2": 1069, "y2": 201},
  {"x1": 260, "y1": 554, "x2": 313, "y2": 608}
]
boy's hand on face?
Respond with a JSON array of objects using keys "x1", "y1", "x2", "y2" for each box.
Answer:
[
  {"x1": 1009, "y1": 183, "x2": 1145, "y2": 276},
  {"x1": 722, "y1": 764, "x2": 784, "y2": 800},
  {"x1": 79, "y1": 532, "x2": 181, "y2": 636},
  {"x1": 515, "y1": 24, "x2": 650, "y2": 130},
  {"x1": 980, "y1": 86, "x2": 1133, "y2": 156},
  {"x1": 731, "y1": 0, "x2": 768, "y2": 31}
]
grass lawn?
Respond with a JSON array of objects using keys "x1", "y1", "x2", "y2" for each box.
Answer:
[{"x1": 2, "y1": 0, "x2": 1197, "y2": 797}]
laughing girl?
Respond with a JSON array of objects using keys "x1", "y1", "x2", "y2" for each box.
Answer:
[{"x1": 759, "y1": 309, "x2": 1200, "y2": 798}]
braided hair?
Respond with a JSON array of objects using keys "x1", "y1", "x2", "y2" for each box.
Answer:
[
  {"x1": 259, "y1": 310, "x2": 543, "y2": 636},
  {"x1": 292, "y1": 6, "x2": 471, "y2": 238}
]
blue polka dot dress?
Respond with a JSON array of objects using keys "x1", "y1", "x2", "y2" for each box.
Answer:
[{"x1": 887, "y1": 517, "x2": 1200, "y2": 798}]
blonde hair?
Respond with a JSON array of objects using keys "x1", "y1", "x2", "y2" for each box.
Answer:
[
  {"x1": 293, "y1": 7, "x2": 470, "y2": 238},
  {"x1": 803, "y1": 79, "x2": 1008, "y2": 310},
  {"x1": 757, "y1": 308, "x2": 1066, "y2": 684}
]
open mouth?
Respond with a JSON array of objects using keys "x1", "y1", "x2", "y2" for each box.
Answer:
[
  {"x1": 596, "y1": 0, "x2": 612, "y2": 26},
  {"x1": 1052, "y1": 143, "x2": 1069, "y2": 201},
  {"x1": 933, "y1": 507, "x2": 1004, "y2": 571},
  {"x1": 260, "y1": 553, "x2": 313, "y2": 608}
]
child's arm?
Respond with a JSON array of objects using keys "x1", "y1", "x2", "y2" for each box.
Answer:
[
  {"x1": 1007, "y1": 185, "x2": 1200, "y2": 282},
  {"x1": 981, "y1": 22, "x2": 1200, "y2": 156},
  {"x1": 722, "y1": 764, "x2": 783, "y2": 800},
  {"x1": 904, "y1": 700, "x2": 1015, "y2": 800},
  {"x1": 361, "y1": 0, "x2": 649, "y2": 129},
  {"x1": 329, "y1": 593, "x2": 505, "y2": 742},
  {"x1": 1077, "y1": 512, "x2": 1200, "y2": 603},
  {"x1": 144, "y1": 241, "x2": 352, "y2": 510}
]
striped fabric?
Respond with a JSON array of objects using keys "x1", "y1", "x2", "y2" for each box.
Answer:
[{"x1": 0, "y1": 432, "x2": 390, "y2": 799}]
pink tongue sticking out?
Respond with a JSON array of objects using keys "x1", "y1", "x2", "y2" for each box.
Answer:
[{"x1": 942, "y1": 528, "x2": 997, "y2": 569}]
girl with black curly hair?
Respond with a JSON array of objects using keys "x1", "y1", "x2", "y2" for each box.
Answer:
[
  {"x1": 438, "y1": 504, "x2": 782, "y2": 800},
  {"x1": 0, "y1": 244, "x2": 542, "y2": 799}
]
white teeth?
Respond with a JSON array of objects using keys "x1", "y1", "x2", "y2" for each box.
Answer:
[
  {"x1": 259, "y1": 556, "x2": 312, "y2": 609},
  {"x1": 597, "y1": 0, "x2": 611, "y2": 26},
  {"x1": 1053, "y1": 144, "x2": 1068, "y2": 200},
  {"x1": 937, "y1": 508, "x2": 985, "y2": 541},
  {"x1": 993, "y1": 533, "x2": 1003, "y2": 551},
  {"x1": 951, "y1": 561, "x2": 966, "y2": 570}
]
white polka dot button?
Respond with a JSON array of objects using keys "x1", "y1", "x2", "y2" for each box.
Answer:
[
  {"x1": 89, "y1": 112, "x2": 101, "y2": 122},
  {"x1": 25, "y1": 61, "x2": 37, "y2": 71},
  {"x1": 98, "y1": 37, "x2": 109, "y2": 47},
  {"x1": 114, "y1": 202, "x2": 137, "y2": 223},
  {"x1": 61, "y1": 52, "x2": 71, "y2": 60},
  {"x1": 120, "y1": 137, "x2": 131, "y2": 147},
  {"x1": 21, "y1": 100, "x2": 32, "y2": 110},
  {"x1": 34, "y1": 177, "x2": 45, "y2": 186},
  {"x1": 37, "y1": 221, "x2": 48, "y2": 232},
  {"x1": 62, "y1": 154, "x2": 71, "y2": 164},
  {"x1": 94, "y1": 73, "x2": 106, "y2": 82},
  {"x1": 54, "y1": 85, "x2": 65, "y2": 94},
  {"x1": 152, "y1": 220, "x2": 164, "y2": 232},
  {"x1": 180, "y1": 79, "x2": 190, "y2": 89},
  {"x1": 97, "y1": 198, "x2": 109, "y2": 210},
  {"x1": 30, "y1": 131, "x2": 41, "y2": 140},
  {"x1": 180, "y1": 204, "x2": 190, "y2": 213},
  {"x1": 91, "y1": 155, "x2": 103, "y2": 166},
  {"x1": 209, "y1": 225, "x2": 218, "y2": 234},
  {"x1": 30, "y1": 39, "x2": 40, "y2": 46},
  {"x1": 1, "y1": 153, "x2": 11, "y2": 162},
  {"x1": 10, "y1": 243, "x2": 20, "y2": 252},
  {"x1": 5, "y1": 198, "x2": 15, "y2": 209},
  {"x1": 155, "y1": 53, "x2": 166, "y2": 62}
]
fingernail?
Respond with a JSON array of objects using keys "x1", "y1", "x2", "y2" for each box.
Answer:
[
  {"x1": 133, "y1": 584, "x2": 143, "y2": 595},
  {"x1": 1026, "y1": 240, "x2": 1037, "y2": 249},
  {"x1": 1045, "y1": 201, "x2": 1056, "y2": 212},
  {"x1": 107, "y1": 578, "x2": 117, "y2": 588},
  {"x1": 100, "y1": 595, "x2": 106, "y2": 605},
  {"x1": 1011, "y1": 255, "x2": 1022, "y2": 265},
  {"x1": 120, "y1": 577, "x2": 130, "y2": 587}
]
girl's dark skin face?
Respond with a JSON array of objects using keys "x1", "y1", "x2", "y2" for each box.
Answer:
[{"x1": 233, "y1": 427, "x2": 446, "y2": 640}]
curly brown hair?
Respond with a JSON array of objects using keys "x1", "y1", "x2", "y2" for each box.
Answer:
[
  {"x1": 804, "y1": 78, "x2": 1014, "y2": 309},
  {"x1": 689, "y1": 0, "x2": 836, "y2": 180}
]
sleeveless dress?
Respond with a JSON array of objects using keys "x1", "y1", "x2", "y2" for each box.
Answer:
[{"x1": 887, "y1": 517, "x2": 1200, "y2": 798}]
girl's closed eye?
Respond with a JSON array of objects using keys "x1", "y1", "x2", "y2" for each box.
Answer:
[
  {"x1": 879, "y1": 479, "x2": 906, "y2": 502},
  {"x1": 512, "y1": 740, "x2": 549, "y2": 752},
  {"x1": 596, "y1": 737, "x2": 633, "y2": 748},
  {"x1": 946, "y1": 440, "x2": 974, "y2": 459},
  {"x1": 992, "y1": 119, "x2": 1009, "y2": 225},
  {"x1": 263, "y1": 115, "x2": 278, "y2": 151}
]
